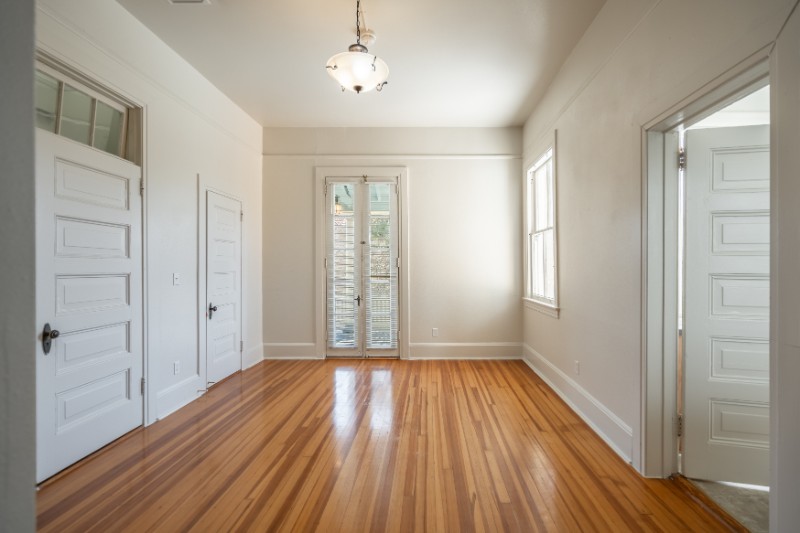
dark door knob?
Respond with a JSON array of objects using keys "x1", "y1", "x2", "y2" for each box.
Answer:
[
  {"x1": 42, "y1": 323, "x2": 60, "y2": 355},
  {"x1": 208, "y1": 303, "x2": 218, "y2": 319}
]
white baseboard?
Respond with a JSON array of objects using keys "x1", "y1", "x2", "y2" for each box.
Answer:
[
  {"x1": 263, "y1": 343, "x2": 322, "y2": 359},
  {"x1": 155, "y1": 375, "x2": 205, "y2": 421},
  {"x1": 522, "y1": 344, "x2": 633, "y2": 463},
  {"x1": 243, "y1": 344, "x2": 264, "y2": 369},
  {"x1": 408, "y1": 342, "x2": 522, "y2": 360}
]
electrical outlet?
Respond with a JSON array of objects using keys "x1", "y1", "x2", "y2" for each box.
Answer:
[
  {"x1": 432, "y1": 328, "x2": 439, "y2": 337},
  {"x1": 173, "y1": 272, "x2": 181, "y2": 286},
  {"x1": 574, "y1": 360, "x2": 580, "y2": 375},
  {"x1": 173, "y1": 361, "x2": 181, "y2": 375}
]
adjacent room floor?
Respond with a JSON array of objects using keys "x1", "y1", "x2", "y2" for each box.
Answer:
[{"x1": 38, "y1": 360, "x2": 739, "y2": 531}]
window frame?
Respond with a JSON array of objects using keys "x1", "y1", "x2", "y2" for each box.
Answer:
[{"x1": 524, "y1": 136, "x2": 560, "y2": 317}]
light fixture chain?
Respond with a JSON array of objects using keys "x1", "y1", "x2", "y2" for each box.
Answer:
[{"x1": 356, "y1": 0, "x2": 361, "y2": 45}]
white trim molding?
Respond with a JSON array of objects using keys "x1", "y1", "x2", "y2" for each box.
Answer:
[
  {"x1": 522, "y1": 344, "x2": 633, "y2": 463},
  {"x1": 523, "y1": 298, "x2": 560, "y2": 318},
  {"x1": 264, "y1": 343, "x2": 323, "y2": 360},
  {"x1": 409, "y1": 342, "x2": 522, "y2": 360}
]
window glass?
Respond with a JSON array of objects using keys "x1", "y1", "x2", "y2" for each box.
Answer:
[
  {"x1": 527, "y1": 146, "x2": 557, "y2": 307},
  {"x1": 60, "y1": 84, "x2": 93, "y2": 144},
  {"x1": 93, "y1": 101, "x2": 123, "y2": 156},
  {"x1": 34, "y1": 71, "x2": 59, "y2": 133}
]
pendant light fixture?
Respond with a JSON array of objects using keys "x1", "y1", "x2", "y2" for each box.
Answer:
[{"x1": 326, "y1": 0, "x2": 389, "y2": 94}]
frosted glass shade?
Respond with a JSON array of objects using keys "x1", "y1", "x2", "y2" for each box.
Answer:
[{"x1": 326, "y1": 51, "x2": 389, "y2": 93}]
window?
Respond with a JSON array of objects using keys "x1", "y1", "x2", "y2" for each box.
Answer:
[
  {"x1": 526, "y1": 146, "x2": 558, "y2": 314},
  {"x1": 34, "y1": 66, "x2": 128, "y2": 158}
]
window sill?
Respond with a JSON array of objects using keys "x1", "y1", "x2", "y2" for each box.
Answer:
[{"x1": 523, "y1": 298, "x2": 560, "y2": 318}]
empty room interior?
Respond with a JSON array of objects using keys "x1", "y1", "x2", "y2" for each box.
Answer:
[{"x1": 4, "y1": 0, "x2": 800, "y2": 531}]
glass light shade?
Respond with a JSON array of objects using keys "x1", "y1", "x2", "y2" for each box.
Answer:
[{"x1": 326, "y1": 51, "x2": 389, "y2": 93}]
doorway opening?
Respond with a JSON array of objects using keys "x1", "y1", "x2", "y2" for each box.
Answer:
[{"x1": 643, "y1": 57, "x2": 770, "y2": 531}]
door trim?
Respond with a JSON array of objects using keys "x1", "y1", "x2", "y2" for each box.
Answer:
[
  {"x1": 314, "y1": 166, "x2": 409, "y2": 359},
  {"x1": 640, "y1": 53, "x2": 770, "y2": 477},
  {"x1": 198, "y1": 180, "x2": 244, "y2": 388}
]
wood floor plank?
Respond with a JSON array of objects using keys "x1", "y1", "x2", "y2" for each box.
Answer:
[{"x1": 38, "y1": 360, "x2": 738, "y2": 532}]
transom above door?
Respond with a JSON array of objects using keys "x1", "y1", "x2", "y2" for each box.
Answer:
[{"x1": 325, "y1": 176, "x2": 399, "y2": 358}]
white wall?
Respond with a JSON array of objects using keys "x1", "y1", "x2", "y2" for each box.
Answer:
[
  {"x1": 263, "y1": 128, "x2": 522, "y2": 359},
  {"x1": 521, "y1": 0, "x2": 796, "y2": 467},
  {"x1": 37, "y1": 1, "x2": 264, "y2": 421},
  {"x1": 0, "y1": 0, "x2": 36, "y2": 529}
]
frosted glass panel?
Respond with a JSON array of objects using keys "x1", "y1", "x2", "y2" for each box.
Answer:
[
  {"x1": 93, "y1": 101, "x2": 123, "y2": 156},
  {"x1": 61, "y1": 85, "x2": 92, "y2": 144},
  {"x1": 35, "y1": 71, "x2": 59, "y2": 133}
]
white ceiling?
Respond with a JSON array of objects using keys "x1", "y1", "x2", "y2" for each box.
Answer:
[{"x1": 117, "y1": 0, "x2": 605, "y2": 128}]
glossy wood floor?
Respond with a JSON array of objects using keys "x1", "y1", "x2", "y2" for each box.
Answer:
[{"x1": 38, "y1": 360, "x2": 735, "y2": 532}]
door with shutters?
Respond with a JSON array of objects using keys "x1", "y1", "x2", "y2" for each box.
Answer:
[
  {"x1": 326, "y1": 177, "x2": 399, "y2": 358},
  {"x1": 682, "y1": 124, "x2": 770, "y2": 485},
  {"x1": 35, "y1": 130, "x2": 143, "y2": 482}
]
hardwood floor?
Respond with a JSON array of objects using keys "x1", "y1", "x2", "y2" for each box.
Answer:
[{"x1": 38, "y1": 360, "x2": 736, "y2": 532}]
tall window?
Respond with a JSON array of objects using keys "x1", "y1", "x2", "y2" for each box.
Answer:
[{"x1": 526, "y1": 147, "x2": 558, "y2": 310}]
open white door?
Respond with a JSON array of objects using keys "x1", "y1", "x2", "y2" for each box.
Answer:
[
  {"x1": 35, "y1": 130, "x2": 143, "y2": 482},
  {"x1": 683, "y1": 124, "x2": 770, "y2": 485},
  {"x1": 206, "y1": 191, "x2": 242, "y2": 385}
]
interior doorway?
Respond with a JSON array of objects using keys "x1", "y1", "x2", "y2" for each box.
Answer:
[{"x1": 644, "y1": 69, "x2": 770, "y2": 530}]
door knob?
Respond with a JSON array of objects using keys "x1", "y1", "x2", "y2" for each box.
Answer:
[
  {"x1": 208, "y1": 303, "x2": 218, "y2": 319},
  {"x1": 42, "y1": 323, "x2": 60, "y2": 355}
]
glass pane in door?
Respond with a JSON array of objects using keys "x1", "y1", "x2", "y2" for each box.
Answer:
[
  {"x1": 328, "y1": 183, "x2": 359, "y2": 348},
  {"x1": 365, "y1": 183, "x2": 397, "y2": 349}
]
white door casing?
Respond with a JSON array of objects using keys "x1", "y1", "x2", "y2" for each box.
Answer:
[
  {"x1": 206, "y1": 191, "x2": 242, "y2": 385},
  {"x1": 682, "y1": 125, "x2": 770, "y2": 485},
  {"x1": 35, "y1": 130, "x2": 143, "y2": 482}
]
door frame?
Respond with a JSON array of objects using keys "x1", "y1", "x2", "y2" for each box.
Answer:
[
  {"x1": 640, "y1": 51, "x2": 770, "y2": 477},
  {"x1": 197, "y1": 182, "x2": 244, "y2": 388},
  {"x1": 315, "y1": 166, "x2": 410, "y2": 359}
]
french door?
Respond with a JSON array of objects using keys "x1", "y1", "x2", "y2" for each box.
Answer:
[{"x1": 326, "y1": 177, "x2": 399, "y2": 358}]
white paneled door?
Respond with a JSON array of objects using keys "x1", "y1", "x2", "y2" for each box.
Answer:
[
  {"x1": 206, "y1": 191, "x2": 242, "y2": 385},
  {"x1": 326, "y1": 177, "x2": 399, "y2": 358},
  {"x1": 683, "y1": 125, "x2": 770, "y2": 485},
  {"x1": 35, "y1": 130, "x2": 143, "y2": 482}
]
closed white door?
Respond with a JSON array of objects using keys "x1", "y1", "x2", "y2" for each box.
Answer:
[
  {"x1": 35, "y1": 130, "x2": 143, "y2": 482},
  {"x1": 683, "y1": 124, "x2": 770, "y2": 485},
  {"x1": 206, "y1": 191, "x2": 242, "y2": 385},
  {"x1": 326, "y1": 178, "x2": 399, "y2": 358}
]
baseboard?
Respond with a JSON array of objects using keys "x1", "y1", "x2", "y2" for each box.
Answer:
[
  {"x1": 408, "y1": 342, "x2": 522, "y2": 360},
  {"x1": 243, "y1": 344, "x2": 264, "y2": 369},
  {"x1": 263, "y1": 343, "x2": 323, "y2": 360},
  {"x1": 155, "y1": 375, "x2": 205, "y2": 421},
  {"x1": 522, "y1": 343, "x2": 633, "y2": 463}
]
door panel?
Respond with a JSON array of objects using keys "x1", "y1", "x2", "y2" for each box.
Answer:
[
  {"x1": 326, "y1": 178, "x2": 399, "y2": 358},
  {"x1": 683, "y1": 125, "x2": 769, "y2": 485},
  {"x1": 36, "y1": 130, "x2": 143, "y2": 482},
  {"x1": 206, "y1": 191, "x2": 242, "y2": 384}
]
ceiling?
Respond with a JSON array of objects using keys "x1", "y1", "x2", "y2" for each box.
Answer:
[{"x1": 117, "y1": 0, "x2": 605, "y2": 128}]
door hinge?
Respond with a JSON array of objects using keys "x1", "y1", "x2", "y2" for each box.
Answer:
[
  {"x1": 240, "y1": 340, "x2": 244, "y2": 353},
  {"x1": 141, "y1": 377, "x2": 146, "y2": 395},
  {"x1": 677, "y1": 414, "x2": 684, "y2": 437},
  {"x1": 678, "y1": 148, "x2": 686, "y2": 171},
  {"x1": 240, "y1": 210, "x2": 244, "y2": 221},
  {"x1": 324, "y1": 258, "x2": 328, "y2": 269},
  {"x1": 140, "y1": 182, "x2": 145, "y2": 196}
]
